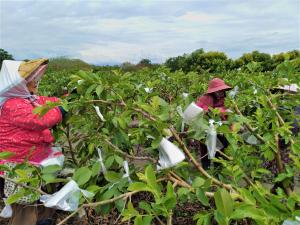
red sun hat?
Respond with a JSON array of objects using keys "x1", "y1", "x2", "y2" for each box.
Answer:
[{"x1": 206, "y1": 78, "x2": 232, "y2": 94}]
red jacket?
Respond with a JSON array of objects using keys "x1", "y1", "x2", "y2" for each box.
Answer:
[{"x1": 0, "y1": 96, "x2": 62, "y2": 164}]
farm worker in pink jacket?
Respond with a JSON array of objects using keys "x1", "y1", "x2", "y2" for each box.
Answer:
[
  {"x1": 196, "y1": 78, "x2": 232, "y2": 119},
  {"x1": 0, "y1": 59, "x2": 65, "y2": 225},
  {"x1": 195, "y1": 78, "x2": 232, "y2": 169}
]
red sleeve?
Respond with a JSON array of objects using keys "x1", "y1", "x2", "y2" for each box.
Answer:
[
  {"x1": 3, "y1": 98, "x2": 62, "y2": 131},
  {"x1": 38, "y1": 96, "x2": 61, "y2": 104}
]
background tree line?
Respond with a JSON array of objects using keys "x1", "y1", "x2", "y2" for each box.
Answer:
[{"x1": 1, "y1": 48, "x2": 299, "y2": 74}]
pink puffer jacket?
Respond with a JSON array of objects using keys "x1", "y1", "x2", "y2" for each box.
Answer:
[{"x1": 0, "y1": 96, "x2": 62, "y2": 164}]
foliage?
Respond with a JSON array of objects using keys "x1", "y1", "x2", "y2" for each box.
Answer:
[
  {"x1": 165, "y1": 49, "x2": 300, "y2": 73},
  {"x1": 3, "y1": 52, "x2": 300, "y2": 225}
]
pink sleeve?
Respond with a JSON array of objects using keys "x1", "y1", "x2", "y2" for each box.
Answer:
[
  {"x1": 195, "y1": 96, "x2": 210, "y2": 111},
  {"x1": 3, "y1": 99, "x2": 62, "y2": 131}
]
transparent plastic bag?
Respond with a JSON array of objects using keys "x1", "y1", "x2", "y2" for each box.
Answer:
[
  {"x1": 97, "y1": 148, "x2": 107, "y2": 174},
  {"x1": 144, "y1": 87, "x2": 153, "y2": 93},
  {"x1": 241, "y1": 131, "x2": 259, "y2": 145},
  {"x1": 176, "y1": 106, "x2": 185, "y2": 132},
  {"x1": 122, "y1": 161, "x2": 132, "y2": 183},
  {"x1": 282, "y1": 220, "x2": 300, "y2": 225},
  {"x1": 0, "y1": 199, "x2": 12, "y2": 218},
  {"x1": 157, "y1": 138, "x2": 185, "y2": 170},
  {"x1": 229, "y1": 86, "x2": 239, "y2": 99},
  {"x1": 182, "y1": 92, "x2": 189, "y2": 99},
  {"x1": 94, "y1": 105, "x2": 106, "y2": 122},
  {"x1": 40, "y1": 180, "x2": 94, "y2": 212},
  {"x1": 206, "y1": 120, "x2": 217, "y2": 159}
]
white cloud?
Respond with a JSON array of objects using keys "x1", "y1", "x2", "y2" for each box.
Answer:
[{"x1": 0, "y1": 0, "x2": 299, "y2": 64}]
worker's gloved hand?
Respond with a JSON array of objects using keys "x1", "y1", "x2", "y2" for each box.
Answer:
[{"x1": 58, "y1": 106, "x2": 67, "y2": 119}]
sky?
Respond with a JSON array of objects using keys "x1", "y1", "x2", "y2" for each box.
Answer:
[{"x1": 0, "y1": 0, "x2": 299, "y2": 65}]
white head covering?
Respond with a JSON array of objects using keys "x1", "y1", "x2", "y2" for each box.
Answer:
[
  {"x1": 0, "y1": 60, "x2": 47, "y2": 108},
  {"x1": 0, "y1": 60, "x2": 32, "y2": 107}
]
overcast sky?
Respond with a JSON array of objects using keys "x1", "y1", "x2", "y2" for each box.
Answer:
[{"x1": 0, "y1": 0, "x2": 299, "y2": 65}]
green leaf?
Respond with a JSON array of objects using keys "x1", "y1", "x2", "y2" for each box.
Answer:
[
  {"x1": 214, "y1": 189, "x2": 233, "y2": 218},
  {"x1": 91, "y1": 162, "x2": 100, "y2": 177},
  {"x1": 114, "y1": 155, "x2": 124, "y2": 165},
  {"x1": 104, "y1": 156, "x2": 115, "y2": 169},
  {"x1": 192, "y1": 177, "x2": 206, "y2": 188},
  {"x1": 230, "y1": 204, "x2": 266, "y2": 221},
  {"x1": 104, "y1": 171, "x2": 122, "y2": 182},
  {"x1": 128, "y1": 182, "x2": 152, "y2": 192},
  {"x1": 145, "y1": 165, "x2": 157, "y2": 190},
  {"x1": 196, "y1": 188, "x2": 209, "y2": 206},
  {"x1": 73, "y1": 167, "x2": 92, "y2": 186},
  {"x1": 96, "y1": 85, "x2": 104, "y2": 97},
  {"x1": 214, "y1": 210, "x2": 229, "y2": 225},
  {"x1": 193, "y1": 213, "x2": 211, "y2": 225},
  {"x1": 122, "y1": 201, "x2": 139, "y2": 221},
  {"x1": 41, "y1": 165, "x2": 62, "y2": 174},
  {"x1": 139, "y1": 201, "x2": 152, "y2": 214},
  {"x1": 163, "y1": 182, "x2": 177, "y2": 209},
  {"x1": 86, "y1": 185, "x2": 102, "y2": 194},
  {"x1": 42, "y1": 174, "x2": 57, "y2": 184},
  {"x1": 142, "y1": 215, "x2": 152, "y2": 225},
  {"x1": 6, "y1": 188, "x2": 27, "y2": 204},
  {"x1": 238, "y1": 188, "x2": 256, "y2": 205},
  {"x1": 0, "y1": 151, "x2": 15, "y2": 159},
  {"x1": 88, "y1": 143, "x2": 95, "y2": 155},
  {"x1": 134, "y1": 215, "x2": 143, "y2": 225}
]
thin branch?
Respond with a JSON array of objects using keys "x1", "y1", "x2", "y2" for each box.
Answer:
[
  {"x1": 233, "y1": 103, "x2": 265, "y2": 144},
  {"x1": 133, "y1": 108, "x2": 157, "y2": 122},
  {"x1": 0, "y1": 176, "x2": 47, "y2": 195},
  {"x1": 266, "y1": 96, "x2": 294, "y2": 144},
  {"x1": 216, "y1": 150, "x2": 233, "y2": 161},
  {"x1": 57, "y1": 191, "x2": 139, "y2": 225},
  {"x1": 103, "y1": 138, "x2": 157, "y2": 163},
  {"x1": 169, "y1": 126, "x2": 235, "y2": 193},
  {"x1": 66, "y1": 124, "x2": 79, "y2": 166}
]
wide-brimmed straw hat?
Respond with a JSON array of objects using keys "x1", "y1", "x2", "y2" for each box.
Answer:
[
  {"x1": 206, "y1": 78, "x2": 232, "y2": 94},
  {"x1": 18, "y1": 58, "x2": 49, "y2": 80}
]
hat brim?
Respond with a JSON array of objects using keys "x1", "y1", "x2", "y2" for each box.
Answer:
[{"x1": 206, "y1": 85, "x2": 232, "y2": 94}]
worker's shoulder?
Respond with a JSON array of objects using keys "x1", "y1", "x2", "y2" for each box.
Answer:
[
  {"x1": 3, "y1": 98, "x2": 29, "y2": 107},
  {"x1": 196, "y1": 94, "x2": 212, "y2": 103}
]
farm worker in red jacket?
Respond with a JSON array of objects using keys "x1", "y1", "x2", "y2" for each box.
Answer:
[
  {"x1": 0, "y1": 59, "x2": 65, "y2": 225},
  {"x1": 196, "y1": 78, "x2": 232, "y2": 118}
]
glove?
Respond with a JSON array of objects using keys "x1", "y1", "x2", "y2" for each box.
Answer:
[{"x1": 58, "y1": 106, "x2": 67, "y2": 119}]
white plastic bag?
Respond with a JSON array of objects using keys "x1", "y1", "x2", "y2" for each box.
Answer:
[
  {"x1": 229, "y1": 86, "x2": 239, "y2": 99},
  {"x1": 122, "y1": 161, "x2": 132, "y2": 183},
  {"x1": 157, "y1": 138, "x2": 185, "y2": 170},
  {"x1": 182, "y1": 92, "x2": 189, "y2": 99},
  {"x1": 176, "y1": 106, "x2": 185, "y2": 132},
  {"x1": 282, "y1": 220, "x2": 300, "y2": 225},
  {"x1": 0, "y1": 199, "x2": 12, "y2": 218},
  {"x1": 94, "y1": 105, "x2": 106, "y2": 122},
  {"x1": 144, "y1": 87, "x2": 153, "y2": 93},
  {"x1": 206, "y1": 120, "x2": 217, "y2": 159},
  {"x1": 97, "y1": 148, "x2": 107, "y2": 174},
  {"x1": 182, "y1": 102, "x2": 204, "y2": 124},
  {"x1": 40, "y1": 180, "x2": 94, "y2": 212},
  {"x1": 40, "y1": 147, "x2": 65, "y2": 168}
]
